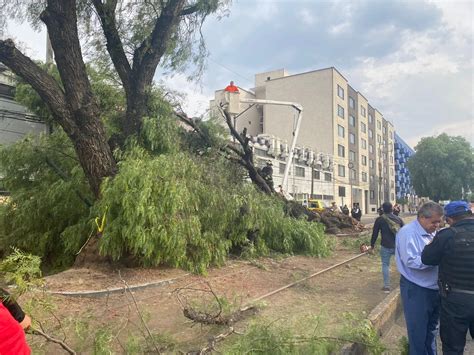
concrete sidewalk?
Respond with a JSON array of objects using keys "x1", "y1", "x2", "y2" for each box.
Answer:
[{"x1": 382, "y1": 296, "x2": 474, "y2": 354}]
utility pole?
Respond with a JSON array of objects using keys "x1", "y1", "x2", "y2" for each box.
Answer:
[{"x1": 348, "y1": 162, "x2": 354, "y2": 207}]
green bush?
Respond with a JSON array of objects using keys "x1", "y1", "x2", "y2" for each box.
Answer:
[{"x1": 0, "y1": 131, "x2": 92, "y2": 269}]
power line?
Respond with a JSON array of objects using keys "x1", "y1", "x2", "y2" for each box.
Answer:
[{"x1": 208, "y1": 56, "x2": 254, "y2": 86}]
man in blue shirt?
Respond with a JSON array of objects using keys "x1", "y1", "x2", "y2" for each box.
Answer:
[{"x1": 396, "y1": 201, "x2": 444, "y2": 355}]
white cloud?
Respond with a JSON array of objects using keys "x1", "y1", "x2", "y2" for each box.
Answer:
[
  {"x1": 5, "y1": 21, "x2": 46, "y2": 61},
  {"x1": 345, "y1": 2, "x2": 473, "y2": 147},
  {"x1": 408, "y1": 119, "x2": 474, "y2": 147},
  {"x1": 299, "y1": 8, "x2": 316, "y2": 26},
  {"x1": 158, "y1": 73, "x2": 213, "y2": 117}
]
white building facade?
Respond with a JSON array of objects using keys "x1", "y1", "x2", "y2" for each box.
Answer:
[{"x1": 211, "y1": 67, "x2": 396, "y2": 213}]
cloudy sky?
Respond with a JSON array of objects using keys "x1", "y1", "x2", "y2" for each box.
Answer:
[{"x1": 4, "y1": 0, "x2": 473, "y2": 148}]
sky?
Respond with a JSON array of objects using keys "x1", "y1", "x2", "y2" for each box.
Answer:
[{"x1": 3, "y1": 0, "x2": 473, "y2": 148}]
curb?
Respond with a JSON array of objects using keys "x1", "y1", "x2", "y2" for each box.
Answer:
[
  {"x1": 341, "y1": 288, "x2": 402, "y2": 354},
  {"x1": 46, "y1": 274, "x2": 190, "y2": 298}
]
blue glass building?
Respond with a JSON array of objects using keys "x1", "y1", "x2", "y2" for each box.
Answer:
[{"x1": 394, "y1": 133, "x2": 415, "y2": 200}]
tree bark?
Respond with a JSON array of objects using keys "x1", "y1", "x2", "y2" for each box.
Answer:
[{"x1": 40, "y1": 0, "x2": 117, "y2": 197}]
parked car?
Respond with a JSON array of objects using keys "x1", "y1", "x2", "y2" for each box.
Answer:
[{"x1": 307, "y1": 199, "x2": 327, "y2": 213}]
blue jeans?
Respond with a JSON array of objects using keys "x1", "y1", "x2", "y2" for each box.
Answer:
[
  {"x1": 380, "y1": 246, "x2": 395, "y2": 288},
  {"x1": 400, "y1": 275, "x2": 440, "y2": 355}
]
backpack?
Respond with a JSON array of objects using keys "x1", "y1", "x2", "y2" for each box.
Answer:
[{"x1": 381, "y1": 214, "x2": 401, "y2": 235}]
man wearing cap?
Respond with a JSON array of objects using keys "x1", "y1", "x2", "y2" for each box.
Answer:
[
  {"x1": 396, "y1": 201, "x2": 444, "y2": 355},
  {"x1": 422, "y1": 201, "x2": 474, "y2": 355}
]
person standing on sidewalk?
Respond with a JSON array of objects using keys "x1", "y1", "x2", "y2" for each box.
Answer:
[
  {"x1": 370, "y1": 202, "x2": 404, "y2": 293},
  {"x1": 422, "y1": 201, "x2": 474, "y2": 355},
  {"x1": 396, "y1": 201, "x2": 444, "y2": 355}
]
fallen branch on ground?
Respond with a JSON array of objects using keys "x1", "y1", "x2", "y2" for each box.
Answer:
[{"x1": 29, "y1": 328, "x2": 76, "y2": 355}]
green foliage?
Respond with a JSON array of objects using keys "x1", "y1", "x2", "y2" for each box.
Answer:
[
  {"x1": 0, "y1": 248, "x2": 43, "y2": 296},
  {"x1": 222, "y1": 318, "x2": 337, "y2": 354},
  {"x1": 0, "y1": 130, "x2": 92, "y2": 268},
  {"x1": 398, "y1": 336, "x2": 409, "y2": 355},
  {"x1": 341, "y1": 312, "x2": 386, "y2": 355},
  {"x1": 408, "y1": 134, "x2": 474, "y2": 201},
  {"x1": 97, "y1": 146, "x2": 332, "y2": 272},
  {"x1": 341, "y1": 233, "x2": 371, "y2": 252},
  {"x1": 93, "y1": 328, "x2": 114, "y2": 355},
  {"x1": 140, "y1": 88, "x2": 180, "y2": 155}
]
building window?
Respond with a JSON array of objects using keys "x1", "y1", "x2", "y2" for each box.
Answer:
[
  {"x1": 368, "y1": 113, "x2": 373, "y2": 123},
  {"x1": 338, "y1": 144, "x2": 345, "y2": 157},
  {"x1": 350, "y1": 169, "x2": 356, "y2": 180},
  {"x1": 383, "y1": 166, "x2": 387, "y2": 174},
  {"x1": 338, "y1": 186, "x2": 346, "y2": 197},
  {"x1": 377, "y1": 134, "x2": 382, "y2": 143},
  {"x1": 377, "y1": 120, "x2": 381, "y2": 130},
  {"x1": 279, "y1": 163, "x2": 286, "y2": 174},
  {"x1": 368, "y1": 129, "x2": 373, "y2": 138},
  {"x1": 295, "y1": 166, "x2": 305, "y2": 177},
  {"x1": 337, "y1": 105, "x2": 345, "y2": 118},
  {"x1": 390, "y1": 168, "x2": 394, "y2": 175},
  {"x1": 349, "y1": 115, "x2": 355, "y2": 126},
  {"x1": 349, "y1": 133, "x2": 355, "y2": 144},
  {"x1": 370, "y1": 190, "x2": 375, "y2": 199},
  {"x1": 369, "y1": 144, "x2": 374, "y2": 153},
  {"x1": 338, "y1": 164, "x2": 345, "y2": 177},
  {"x1": 383, "y1": 126, "x2": 387, "y2": 134},
  {"x1": 391, "y1": 193, "x2": 395, "y2": 201},
  {"x1": 390, "y1": 155, "x2": 394, "y2": 163},
  {"x1": 349, "y1": 150, "x2": 356, "y2": 162},
  {"x1": 361, "y1": 155, "x2": 367, "y2": 166},
  {"x1": 360, "y1": 105, "x2": 366, "y2": 117},
  {"x1": 313, "y1": 170, "x2": 320, "y2": 180},
  {"x1": 349, "y1": 96, "x2": 355, "y2": 109},
  {"x1": 337, "y1": 85, "x2": 344, "y2": 99},
  {"x1": 362, "y1": 172, "x2": 368, "y2": 182},
  {"x1": 369, "y1": 159, "x2": 374, "y2": 169},
  {"x1": 389, "y1": 131, "x2": 393, "y2": 139},
  {"x1": 360, "y1": 122, "x2": 366, "y2": 133},
  {"x1": 383, "y1": 152, "x2": 387, "y2": 161},
  {"x1": 324, "y1": 172, "x2": 332, "y2": 182},
  {"x1": 361, "y1": 138, "x2": 367, "y2": 149},
  {"x1": 338, "y1": 125, "x2": 345, "y2": 138},
  {"x1": 370, "y1": 175, "x2": 374, "y2": 182}
]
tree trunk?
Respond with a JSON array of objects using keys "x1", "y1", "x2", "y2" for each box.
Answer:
[{"x1": 72, "y1": 120, "x2": 117, "y2": 197}]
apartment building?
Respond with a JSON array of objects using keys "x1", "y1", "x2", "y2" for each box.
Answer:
[{"x1": 211, "y1": 67, "x2": 396, "y2": 213}]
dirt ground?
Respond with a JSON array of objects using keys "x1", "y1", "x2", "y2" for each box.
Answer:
[{"x1": 19, "y1": 225, "x2": 409, "y2": 354}]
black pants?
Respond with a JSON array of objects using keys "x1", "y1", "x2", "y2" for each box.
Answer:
[{"x1": 440, "y1": 291, "x2": 474, "y2": 355}]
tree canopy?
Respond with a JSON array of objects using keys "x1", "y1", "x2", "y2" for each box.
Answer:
[
  {"x1": 0, "y1": 0, "x2": 229, "y2": 196},
  {"x1": 407, "y1": 134, "x2": 474, "y2": 202}
]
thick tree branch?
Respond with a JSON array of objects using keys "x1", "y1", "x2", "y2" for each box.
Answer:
[
  {"x1": 0, "y1": 39, "x2": 76, "y2": 135},
  {"x1": 179, "y1": 3, "x2": 200, "y2": 16},
  {"x1": 91, "y1": 0, "x2": 132, "y2": 92},
  {"x1": 218, "y1": 106, "x2": 273, "y2": 194},
  {"x1": 133, "y1": 0, "x2": 186, "y2": 87},
  {"x1": 40, "y1": 0, "x2": 97, "y2": 117}
]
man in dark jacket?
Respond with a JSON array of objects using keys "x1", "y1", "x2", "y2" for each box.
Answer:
[
  {"x1": 422, "y1": 201, "x2": 474, "y2": 355},
  {"x1": 371, "y1": 202, "x2": 404, "y2": 293}
]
